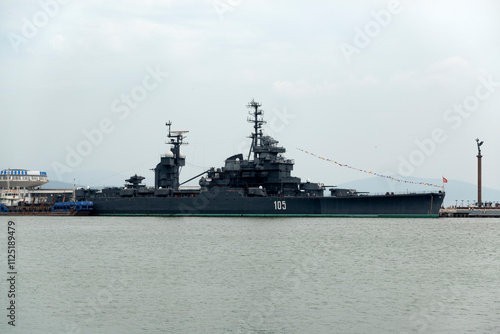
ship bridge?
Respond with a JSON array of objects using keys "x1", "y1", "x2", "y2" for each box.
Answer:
[{"x1": 0, "y1": 169, "x2": 49, "y2": 189}]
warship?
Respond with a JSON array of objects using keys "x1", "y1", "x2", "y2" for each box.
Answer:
[{"x1": 76, "y1": 100, "x2": 445, "y2": 217}]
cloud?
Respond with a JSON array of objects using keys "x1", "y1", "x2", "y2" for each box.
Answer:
[
  {"x1": 272, "y1": 80, "x2": 336, "y2": 97},
  {"x1": 272, "y1": 75, "x2": 379, "y2": 97},
  {"x1": 391, "y1": 56, "x2": 487, "y2": 86},
  {"x1": 50, "y1": 34, "x2": 65, "y2": 50}
]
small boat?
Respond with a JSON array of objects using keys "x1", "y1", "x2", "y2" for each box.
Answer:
[{"x1": 0, "y1": 201, "x2": 93, "y2": 216}]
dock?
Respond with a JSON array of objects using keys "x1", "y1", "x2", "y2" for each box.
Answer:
[{"x1": 440, "y1": 207, "x2": 500, "y2": 218}]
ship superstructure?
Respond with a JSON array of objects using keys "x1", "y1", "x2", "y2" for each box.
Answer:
[
  {"x1": 155, "y1": 121, "x2": 188, "y2": 192},
  {"x1": 199, "y1": 100, "x2": 323, "y2": 197}
]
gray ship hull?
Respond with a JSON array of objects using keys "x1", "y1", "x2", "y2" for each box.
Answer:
[{"x1": 90, "y1": 191, "x2": 444, "y2": 217}]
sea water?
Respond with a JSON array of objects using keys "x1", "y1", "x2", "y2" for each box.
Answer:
[{"x1": 0, "y1": 217, "x2": 499, "y2": 334}]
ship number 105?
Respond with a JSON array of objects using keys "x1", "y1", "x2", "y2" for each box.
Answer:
[{"x1": 274, "y1": 200, "x2": 286, "y2": 210}]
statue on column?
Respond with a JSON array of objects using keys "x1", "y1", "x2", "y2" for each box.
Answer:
[{"x1": 476, "y1": 138, "x2": 484, "y2": 156}]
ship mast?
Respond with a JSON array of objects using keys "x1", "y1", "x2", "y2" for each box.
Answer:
[
  {"x1": 247, "y1": 99, "x2": 266, "y2": 160},
  {"x1": 166, "y1": 121, "x2": 188, "y2": 159}
]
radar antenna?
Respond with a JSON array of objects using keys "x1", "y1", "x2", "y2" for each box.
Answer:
[{"x1": 166, "y1": 120, "x2": 189, "y2": 158}]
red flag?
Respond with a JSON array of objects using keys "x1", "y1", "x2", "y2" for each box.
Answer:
[{"x1": 442, "y1": 177, "x2": 448, "y2": 183}]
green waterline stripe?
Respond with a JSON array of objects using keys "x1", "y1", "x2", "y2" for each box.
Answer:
[{"x1": 96, "y1": 213, "x2": 439, "y2": 218}]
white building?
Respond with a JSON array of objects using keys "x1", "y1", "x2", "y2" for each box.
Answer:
[{"x1": 0, "y1": 169, "x2": 49, "y2": 188}]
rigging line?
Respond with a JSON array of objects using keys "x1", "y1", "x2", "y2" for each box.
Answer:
[
  {"x1": 297, "y1": 148, "x2": 444, "y2": 189},
  {"x1": 189, "y1": 136, "x2": 247, "y2": 146},
  {"x1": 185, "y1": 162, "x2": 210, "y2": 170}
]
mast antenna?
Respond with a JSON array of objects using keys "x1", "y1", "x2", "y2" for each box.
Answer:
[
  {"x1": 246, "y1": 99, "x2": 266, "y2": 160},
  {"x1": 165, "y1": 120, "x2": 189, "y2": 152}
]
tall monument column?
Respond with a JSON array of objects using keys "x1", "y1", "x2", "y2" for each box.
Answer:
[{"x1": 476, "y1": 138, "x2": 484, "y2": 207}]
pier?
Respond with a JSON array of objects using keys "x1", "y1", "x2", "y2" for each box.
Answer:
[{"x1": 440, "y1": 205, "x2": 500, "y2": 218}]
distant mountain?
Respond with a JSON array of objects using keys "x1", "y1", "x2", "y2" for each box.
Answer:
[
  {"x1": 44, "y1": 169, "x2": 130, "y2": 189},
  {"x1": 337, "y1": 176, "x2": 500, "y2": 207}
]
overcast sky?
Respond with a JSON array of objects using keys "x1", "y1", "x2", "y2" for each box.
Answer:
[{"x1": 2, "y1": 0, "x2": 500, "y2": 195}]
